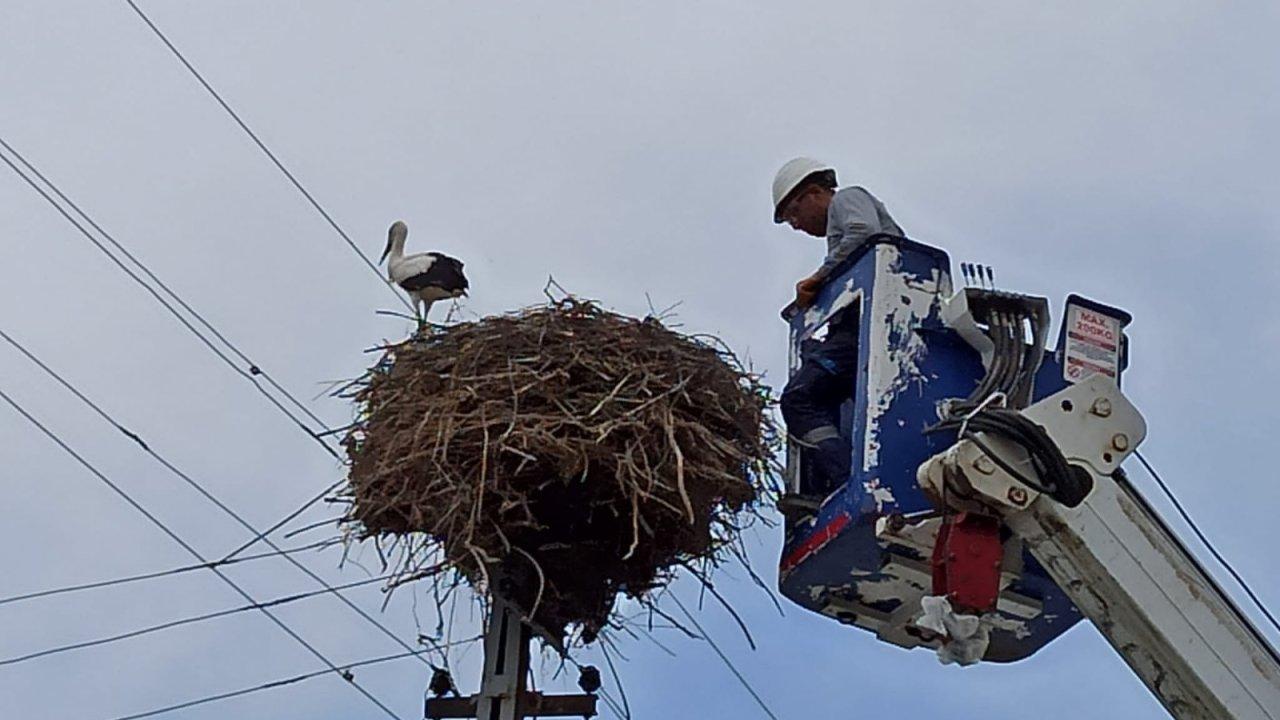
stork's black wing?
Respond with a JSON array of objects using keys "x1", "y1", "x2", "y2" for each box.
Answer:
[{"x1": 399, "y1": 253, "x2": 469, "y2": 293}]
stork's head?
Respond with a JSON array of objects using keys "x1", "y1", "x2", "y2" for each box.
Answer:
[{"x1": 381, "y1": 220, "x2": 409, "y2": 264}]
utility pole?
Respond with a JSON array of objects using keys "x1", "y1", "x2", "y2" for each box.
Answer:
[{"x1": 425, "y1": 596, "x2": 598, "y2": 719}]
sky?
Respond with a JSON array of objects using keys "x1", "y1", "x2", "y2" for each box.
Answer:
[{"x1": 1, "y1": 1, "x2": 1278, "y2": 718}]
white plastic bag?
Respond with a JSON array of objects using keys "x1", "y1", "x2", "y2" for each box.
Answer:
[{"x1": 918, "y1": 595, "x2": 992, "y2": 666}]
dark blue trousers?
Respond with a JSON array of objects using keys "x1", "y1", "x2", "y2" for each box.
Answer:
[{"x1": 780, "y1": 328, "x2": 859, "y2": 495}]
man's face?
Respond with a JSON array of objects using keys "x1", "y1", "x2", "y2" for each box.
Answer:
[{"x1": 779, "y1": 185, "x2": 829, "y2": 238}]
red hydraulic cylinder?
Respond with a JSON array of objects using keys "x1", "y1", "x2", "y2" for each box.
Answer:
[{"x1": 931, "y1": 512, "x2": 1003, "y2": 614}]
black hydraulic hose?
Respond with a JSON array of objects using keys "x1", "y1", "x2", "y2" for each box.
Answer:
[
  {"x1": 996, "y1": 313, "x2": 1022, "y2": 400},
  {"x1": 927, "y1": 292, "x2": 1083, "y2": 504},
  {"x1": 926, "y1": 407, "x2": 1076, "y2": 499},
  {"x1": 966, "y1": 308, "x2": 1005, "y2": 407},
  {"x1": 962, "y1": 431, "x2": 1055, "y2": 495},
  {"x1": 1013, "y1": 312, "x2": 1047, "y2": 408}
]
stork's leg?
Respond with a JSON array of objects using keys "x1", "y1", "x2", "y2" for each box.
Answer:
[{"x1": 421, "y1": 300, "x2": 434, "y2": 325}]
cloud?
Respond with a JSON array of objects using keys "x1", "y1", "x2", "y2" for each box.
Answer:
[{"x1": 1, "y1": 2, "x2": 1275, "y2": 717}]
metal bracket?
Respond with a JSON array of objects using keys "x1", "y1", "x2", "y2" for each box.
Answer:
[
  {"x1": 918, "y1": 375, "x2": 1146, "y2": 512},
  {"x1": 1020, "y1": 375, "x2": 1146, "y2": 477},
  {"x1": 425, "y1": 596, "x2": 597, "y2": 720}
]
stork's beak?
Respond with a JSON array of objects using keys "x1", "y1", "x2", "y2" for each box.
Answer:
[{"x1": 381, "y1": 221, "x2": 408, "y2": 264}]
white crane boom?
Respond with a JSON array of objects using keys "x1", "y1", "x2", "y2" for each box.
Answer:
[{"x1": 922, "y1": 377, "x2": 1280, "y2": 718}]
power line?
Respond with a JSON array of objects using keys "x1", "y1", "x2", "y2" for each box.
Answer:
[
  {"x1": 0, "y1": 539, "x2": 335, "y2": 608},
  {"x1": 0, "y1": 137, "x2": 329, "y2": 432},
  {"x1": 0, "y1": 386, "x2": 405, "y2": 720},
  {"x1": 0, "y1": 326, "x2": 441, "y2": 669},
  {"x1": 0, "y1": 132, "x2": 329, "y2": 431},
  {"x1": 0, "y1": 133, "x2": 367, "y2": 602},
  {"x1": 219, "y1": 478, "x2": 345, "y2": 562},
  {"x1": 1132, "y1": 450, "x2": 1280, "y2": 637},
  {"x1": 1, "y1": 573, "x2": 392, "y2": 668},
  {"x1": 596, "y1": 635, "x2": 632, "y2": 720},
  {"x1": 669, "y1": 592, "x2": 778, "y2": 720},
  {"x1": 0, "y1": 138, "x2": 366, "y2": 599},
  {"x1": 0, "y1": 138, "x2": 341, "y2": 461},
  {"x1": 122, "y1": 0, "x2": 412, "y2": 312},
  {"x1": 111, "y1": 636, "x2": 484, "y2": 720}
]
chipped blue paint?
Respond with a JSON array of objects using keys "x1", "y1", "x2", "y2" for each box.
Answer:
[{"x1": 777, "y1": 237, "x2": 1128, "y2": 662}]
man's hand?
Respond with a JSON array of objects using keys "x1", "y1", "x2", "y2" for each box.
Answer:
[{"x1": 794, "y1": 273, "x2": 824, "y2": 309}]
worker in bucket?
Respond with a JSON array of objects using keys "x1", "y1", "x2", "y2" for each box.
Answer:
[{"x1": 772, "y1": 157, "x2": 904, "y2": 509}]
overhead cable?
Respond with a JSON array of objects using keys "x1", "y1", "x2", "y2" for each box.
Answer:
[
  {"x1": 0, "y1": 326, "x2": 441, "y2": 668},
  {"x1": 109, "y1": 637, "x2": 484, "y2": 720},
  {"x1": 0, "y1": 539, "x2": 334, "y2": 608},
  {"x1": 0, "y1": 136, "x2": 330, "y2": 430},
  {"x1": 218, "y1": 478, "x2": 345, "y2": 562},
  {"x1": 0, "y1": 574, "x2": 392, "y2": 668},
  {"x1": 669, "y1": 592, "x2": 778, "y2": 720},
  {"x1": 0, "y1": 139, "x2": 341, "y2": 460},
  {"x1": 0, "y1": 386, "x2": 405, "y2": 720},
  {"x1": 122, "y1": 0, "x2": 412, "y2": 311},
  {"x1": 1133, "y1": 450, "x2": 1280, "y2": 638},
  {"x1": 0, "y1": 137, "x2": 355, "y2": 570}
]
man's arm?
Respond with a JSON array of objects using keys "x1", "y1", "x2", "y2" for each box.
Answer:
[{"x1": 815, "y1": 187, "x2": 885, "y2": 279}]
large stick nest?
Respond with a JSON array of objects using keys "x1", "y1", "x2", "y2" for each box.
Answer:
[{"x1": 341, "y1": 299, "x2": 776, "y2": 642}]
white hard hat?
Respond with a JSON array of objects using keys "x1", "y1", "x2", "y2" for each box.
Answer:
[{"x1": 772, "y1": 157, "x2": 836, "y2": 223}]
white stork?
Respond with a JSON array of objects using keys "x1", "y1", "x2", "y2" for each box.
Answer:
[{"x1": 380, "y1": 221, "x2": 469, "y2": 321}]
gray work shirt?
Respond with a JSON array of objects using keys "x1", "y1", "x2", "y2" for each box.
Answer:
[{"x1": 820, "y1": 186, "x2": 904, "y2": 276}]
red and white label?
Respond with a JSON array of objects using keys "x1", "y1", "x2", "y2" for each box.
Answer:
[{"x1": 1064, "y1": 305, "x2": 1121, "y2": 383}]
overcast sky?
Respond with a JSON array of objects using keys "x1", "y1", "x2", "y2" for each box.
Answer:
[{"x1": 2, "y1": 2, "x2": 1278, "y2": 718}]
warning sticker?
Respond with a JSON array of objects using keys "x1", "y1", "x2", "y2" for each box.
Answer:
[{"x1": 1064, "y1": 304, "x2": 1121, "y2": 383}]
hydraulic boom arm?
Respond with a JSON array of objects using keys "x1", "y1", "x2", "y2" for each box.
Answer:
[{"x1": 920, "y1": 377, "x2": 1280, "y2": 719}]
